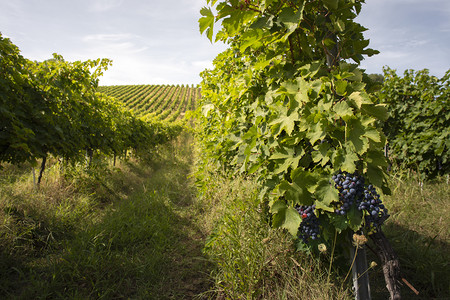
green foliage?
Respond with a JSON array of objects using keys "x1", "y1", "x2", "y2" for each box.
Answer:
[
  {"x1": 0, "y1": 34, "x2": 51, "y2": 164},
  {"x1": 0, "y1": 34, "x2": 182, "y2": 169},
  {"x1": 379, "y1": 67, "x2": 450, "y2": 179},
  {"x1": 197, "y1": 0, "x2": 389, "y2": 250},
  {"x1": 0, "y1": 134, "x2": 211, "y2": 299}
]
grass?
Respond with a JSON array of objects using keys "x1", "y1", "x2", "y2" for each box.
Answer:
[
  {"x1": 0, "y1": 135, "x2": 448, "y2": 299},
  {"x1": 196, "y1": 170, "x2": 352, "y2": 300},
  {"x1": 368, "y1": 172, "x2": 449, "y2": 299},
  {"x1": 196, "y1": 165, "x2": 449, "y2": 299},
  {"x1": 0, "y1": 132, "x2": 212, "y2": 299}
]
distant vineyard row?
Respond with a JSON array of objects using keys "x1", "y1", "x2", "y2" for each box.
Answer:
[{"x1": 98, "y1": 84, "x2": 200, "y2": 122}]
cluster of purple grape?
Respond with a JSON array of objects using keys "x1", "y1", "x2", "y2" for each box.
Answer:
[
  {"x1": 332, "y1": 171, "x2": 389, "y2": 232},
  {"x1": 295, "y1": 205, "x2": 320, "y2": 243},
  {"x1": 359, "y1": 184, "x2": 389, "y2": 230},
  {"x1": 331, "y1": 172, "x2": 365, "y2": 215}
]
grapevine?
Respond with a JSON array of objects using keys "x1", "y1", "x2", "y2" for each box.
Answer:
[
  {"x1": 198, "y1": 0, "x2": 401, "y2": 296},
  {"x1": 0, "y1": 33, "x2": 184, "y2": 171},
  {"x1": 197, "y1": 0, "x2": 396, "y2": 259}
]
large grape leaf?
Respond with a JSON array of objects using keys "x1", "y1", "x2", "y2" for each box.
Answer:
[
  {"x1": 315, "y1": 179, "x2": 339, "y2": 212},
  {"x1": 341, "y1": 148, "x2": 358, "y2": 173},
  {"x1": 269, "y1": 107, "x2": 299, "y2": 137},
  {"x1": 277, "y1": 168, "x2": 315, "y2": 206},
  {"x1": 199, "y1": 7, "x2": 215, "y2": 42},
  {"x1": 278, "y1": 5, "x2": 305, "y2": 40},
  {"x1": 270, "y1": 200, "x2": 301, "y2": 236}
]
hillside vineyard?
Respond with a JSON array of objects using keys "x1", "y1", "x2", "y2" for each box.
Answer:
[{"x1": 98, "y1": 84, "x2": 200, "y2": 122}]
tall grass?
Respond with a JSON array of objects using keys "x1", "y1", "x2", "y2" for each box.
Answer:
[
  {"x1": 369, "y1": 172, "x2": 449, "y2": 299},
  {"x1": 196, "y1": 165, "x2": 449, "y2": 299},
  {"x1": 0, "y1": 133, "x2": 212, "y2": 299},
  {"x1": 1, "y1": 136, "x2": 448, "y2": 299},
  {"x1": 196, "y1": 171, "x2": 352, "y2": 300}
]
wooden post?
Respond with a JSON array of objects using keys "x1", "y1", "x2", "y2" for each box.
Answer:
[
  {"x1": 350, "y1": 245, "x2": 371, "y2": 300},
  {"x1": 369, "y1": 230, "x2": 401, "y2": 300},
  {"x1": 37, "y1": 156, "x2": 47, "y2": 185}
]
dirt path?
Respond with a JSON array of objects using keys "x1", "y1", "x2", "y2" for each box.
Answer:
[{"x1": 141, "y1": 133, "x2": 214, "y2": 299}]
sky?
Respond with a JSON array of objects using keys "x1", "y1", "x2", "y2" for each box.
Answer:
[{"x1": 0, "y1": 0, "x2": 449, "y2": 86}]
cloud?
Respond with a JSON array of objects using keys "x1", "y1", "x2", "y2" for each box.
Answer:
[
  {"x1": 81, "y1": 33, "x2": 150, "y2": 56},
  {"x1": 89, "y1": 0, "x2": 124, "y2": 12},
  {"x1": 192, "y1": 60, "x2": 214, "y2": 69},
  {"x1": 83, "y1": 33, "x2": 138, "y2": 42},
  {"x1": 355, "y1": 0, "x2": 450, "y2": 77},
  {"x1": 100, "y1": 57, "x2": 195, "y2": 85}
]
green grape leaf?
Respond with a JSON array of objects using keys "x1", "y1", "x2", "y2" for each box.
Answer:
[
  {"x1": 330, "y1": 215, "x2": 348, "y2": 233},
  {"x1": 199, "y1": 7, "x2": 215, "y2": 42},
  {"x1": 348, "y1": 91, "x2": 372, "y2": 109},
  {"x1": 284, "y1": 207, "x2": 302, "y2": 236},
  {"x1": 323, "y1": 38, "x2": 336, "y2": 48},
  {"x1": 269, "y1": 108, "x2": 299, "y2": 137},
  {"x1": 335, "y1": 80, "x2": 348, "y2": 96},
  {"x1": 333, "y1": 101, "x2": 353, "y2": 119},
  {"x1": 278, "y1": 5, "x2": 305, "y2": 39},
  {"x1": 361, "y1": 104, "x2": 389, "y2": 121},
  {"x1": 341, "y1": 149, "x2": 358, "y2": 173},
  {"x1": 323, "y1": 0, "x2": 339, "y2": 10},
  {"x1": 278, "y1": 168, "x2": 315, "y2": 206},
  {"x1": 314, "y1": 200, "x2": 335, "y2": 212},
  {"x1": 363, "y1": 128, "x2": 381, "y2": 143},
  {"x1": 315, "y1": 179, "x2": 339, "y2": 208},
  {"x1": 312, "y1": 142, "x2": 331, "y2": 166},
  {"x1": 271, "y1": 200, "x2": 287, "y2": 225},
  {"x1": 365, "y1": 163, "x2": 384, "y2": 188},
  {"x1": 270, "y1": 147, "x2": 304, "y2": 174},
  {"x1": 240, "y1": 29, "x2": 264, "y2": 52},
  {"x1": 250, "y1": 15, "x2": 273, "y2": 29},
  {"x1": 270, "y1": 201, "x2": 300, "y2": 236},
  {"x1": 366, "y1": 150, "x2": 388, "y2": 167},
  {"x1": 307, "y1": 121, "x2": 326, "y2": 145},
  {"x1": 347, "y1": 118, "x2": 369, "y2": 154},
  {"x1": 347, "y1": 207, "x2": 363, "y2": 231}
]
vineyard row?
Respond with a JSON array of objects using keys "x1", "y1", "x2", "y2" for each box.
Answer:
[{"x1": 98, "y1": 84, "x2": 200, "y2": 122}]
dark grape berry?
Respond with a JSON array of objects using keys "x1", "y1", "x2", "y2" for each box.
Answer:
[
  {"x1": 331, "y1": 171, "x2": 365, "y2": 216},
  {"x1": 359, "y1": 183, "x2": 389, "y2": 232},
  {"x1": 296, "y1": 205, "x2": 320, "y2": 243},
  {"x1": 331, "y1": 171, "x2": 389, "y2": 234}
]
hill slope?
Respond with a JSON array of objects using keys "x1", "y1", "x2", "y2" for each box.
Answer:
[{"x1": 98, "y1": 84, "x2": 200, "y2": 122}]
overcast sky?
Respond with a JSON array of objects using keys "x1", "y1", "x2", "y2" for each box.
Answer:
[{"x1": 0, "y1": 0, "x2": 449, "y2": 85}]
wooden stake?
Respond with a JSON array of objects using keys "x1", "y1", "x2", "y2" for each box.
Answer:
[
  {"x1": 370, "y1": 230, "x2": 402, "y2": 300},
  {"x1": 350, "y1": 246, "x2": 371, "y2": 300},
  {"x1": 37, "y1": 156, "x2": 47, "y2": 185}
]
